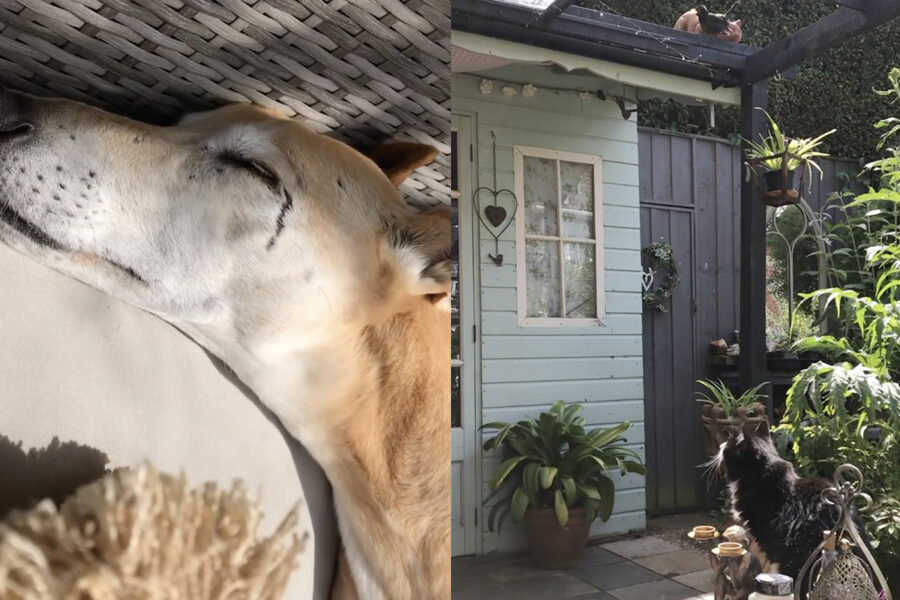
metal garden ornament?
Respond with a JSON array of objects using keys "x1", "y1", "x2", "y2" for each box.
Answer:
[
  {"x1": 473, "y1": 131, "x2": 517, "y2": 266},
  {"x1": 795, "y1": 464, "x2": 892, "y2": 600}
]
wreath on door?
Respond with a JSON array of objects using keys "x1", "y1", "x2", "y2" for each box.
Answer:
[{"x1": 642, "y1": 240, "x2": 680, "y2": 312}]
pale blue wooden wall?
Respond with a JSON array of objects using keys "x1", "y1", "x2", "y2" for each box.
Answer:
[{"x1": 453, "y1": 73, "x2": 646, "y2": 553}]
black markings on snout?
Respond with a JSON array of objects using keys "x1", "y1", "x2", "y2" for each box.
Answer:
[{"x1": 266, "y1": 188, "x2": 294, "y2": 250}]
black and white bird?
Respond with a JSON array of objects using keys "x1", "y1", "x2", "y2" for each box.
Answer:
[{"x1": 695, "y1": 4, "x2": 732, "y2": 35}]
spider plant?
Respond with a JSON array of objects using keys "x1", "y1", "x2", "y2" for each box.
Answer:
[
  {"x1": 743, "y1": 109, "x2": 835, "y2": 183},
  {"x1": 696, "y1": 379, "x2": 768, "y2": 419},
  {"x1": 481, "y1": 401, "x2": 645, "y2": 531}
]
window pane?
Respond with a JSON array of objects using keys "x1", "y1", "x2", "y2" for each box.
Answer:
[
  {"x1": 523, "y1": 156, "x2": 558, "y2": 236},
  {"x1": 564, "y1": 243, "x2": 597, "y2": 318},
  {"x1": 562, "y1": 211, "x2": 594, "y2": 240},
  {"x1": 560, "y1": 161, "x2": 594, "y2": 239},
  {"x1": 526, "y1": 240, "x2": 561, "y2": 317},
  {"x1": 560, "y1": 161, "x2": 594, "y2": 211}
]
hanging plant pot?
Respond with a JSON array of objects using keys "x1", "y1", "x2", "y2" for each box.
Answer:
[
  {"x1": 522, "y1": 506, "x2": 591, "y2": 569},
  {"x1": 767, "y1": 350, "x2": 802, "y2": 371},
  {"x1": 760, "y1": 168, "x2": 801, "y2": 207},
  {"x1": 799, "y1": 350, "x2": 824, "y2": 367},
  {"x1": 699, "y1": 404, "x2": 768, "y2": 458},
  {"x1": 763, "y1": 168, "x2": 797, "y2": 193}
]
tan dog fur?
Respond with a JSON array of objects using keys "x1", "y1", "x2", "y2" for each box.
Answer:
[{"x1": 0, "y1": 92, "x2": 450, "y2": 599}]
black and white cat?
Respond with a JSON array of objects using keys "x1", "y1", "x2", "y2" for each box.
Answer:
[{"x1": 715, "y1": 420, "x2": 870, "y2": 582}]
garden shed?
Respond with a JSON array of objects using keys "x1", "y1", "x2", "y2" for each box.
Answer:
[{"x1": 450, "y1": 0, "x2": 900, "y2": 558}]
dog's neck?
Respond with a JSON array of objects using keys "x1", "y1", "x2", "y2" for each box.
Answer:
[{"x1": 200, "y1": 297, "x2": 449, "y2": 598}]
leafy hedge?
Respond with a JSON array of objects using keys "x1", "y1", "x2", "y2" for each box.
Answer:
[{"x1": 577, "y1": 0, "x2": 900, "y2": 161}]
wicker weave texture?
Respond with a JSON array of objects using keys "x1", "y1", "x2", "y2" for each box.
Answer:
[{"x1": 0, "y1": 0, "x2": 450, "y2": 206}]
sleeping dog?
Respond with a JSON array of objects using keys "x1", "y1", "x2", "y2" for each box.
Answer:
[{"x1": 0, "y1": 89, "x2": 450, "y2": 599}]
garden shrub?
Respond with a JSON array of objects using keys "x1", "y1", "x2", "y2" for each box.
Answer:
[{"x1": 778, "y1": 68, "x2": 900, "y2": 587}]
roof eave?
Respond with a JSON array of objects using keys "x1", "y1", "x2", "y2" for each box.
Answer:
[{"x1": 451, "y1": 0, "x2": 754, "y2": 87}]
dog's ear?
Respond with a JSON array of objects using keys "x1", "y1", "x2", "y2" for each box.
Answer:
[
  {"x1": 390, "y1": 206, "x2": 451, "y2": 301},
  {"x1": 368, "y1": 143, "x2": 438, "y2": 186}
]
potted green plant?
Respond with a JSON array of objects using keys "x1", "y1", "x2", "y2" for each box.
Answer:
[
  {"x1": 697, "y1": 379, "x2": 768, "y2": 457},
  {"x1": 743, "y1": 110, "x2": 835, "y2": 204},
  {"x1": 766, "y1": 301, "x2": 817, "y2": 370},
  {"x1": 481, "y1": 401, "x2": 645, "y2": 569}
]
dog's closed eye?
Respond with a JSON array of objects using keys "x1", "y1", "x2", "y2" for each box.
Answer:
[{"x1": 217, "y1": 151, "x2": 280, "y2": 193}]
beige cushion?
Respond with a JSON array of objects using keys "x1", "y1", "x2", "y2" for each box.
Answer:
[{"x1": 0, "y1": 243, "x2": 336, "y2": 599}]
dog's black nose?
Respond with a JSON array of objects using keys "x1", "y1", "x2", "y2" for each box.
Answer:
[{"x1": 0, "y1": 88, "x2": 34, "y2": 141}]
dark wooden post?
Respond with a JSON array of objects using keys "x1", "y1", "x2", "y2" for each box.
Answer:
[{"x1": 739, "y1": 80, "x2": 772, "y2": 420}]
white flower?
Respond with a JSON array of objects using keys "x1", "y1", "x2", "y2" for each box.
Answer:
[
  {"x1": 501, "y1": 86, "x2": 517, "y2": 97},
  {"x1": 522, "y1": 84, "x2": 537, "y2": 98},
  {"x1": 480, "y1": 79, "x2": 493, "y2": 94},
  {"x1": 577, "y1": 89, "x2": 590, "y2": 100}
]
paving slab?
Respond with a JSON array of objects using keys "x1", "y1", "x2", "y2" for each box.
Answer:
[
  {"x1": 486, "y1": 561, "x2": 555, "y2": 584},
  {"x1": 635, "y1": 550, "x2": 711, "y2": 576},
  {"x1": 570, "y1": 592, "x2": 618, "y2": 600},
  {"x1": 581, "y1": 546, "x2": 627, "y2": 567},
  {"x1": 673, "y1": 569, "x2": 717, "y2": 593},
  {"x1": 607, "y1": 578, "x2": 704, "y2": 600},
  {"x1": 601, "y1": 536, "x2": 684, "y2": 559},
  {"x1": 498, "y1": 572, "x2": 602, "y2": 599},
  {"x1": 451, "y1": 567, "x2": 506, "y2": 599},
  {"x1": 574, "y1": 560, "x2": 663, "y2": 590}
]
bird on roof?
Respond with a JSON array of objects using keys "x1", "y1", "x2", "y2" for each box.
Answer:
[
  {"x1": 674, "y1": 4, "x2": 743, "y2": 43},
  {"x1": 696, "y1": 5, "x2": 731, "y2": 34}
]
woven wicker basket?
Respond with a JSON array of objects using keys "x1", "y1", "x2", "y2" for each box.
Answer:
[{"x1": 0, "y1": 0, "x2": 450, "y2": 207}]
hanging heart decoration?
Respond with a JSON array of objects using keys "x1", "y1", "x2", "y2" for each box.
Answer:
[
  {"x1": 473, "y1": 186, "x2": 517, "y2": 266},
  {"x1": 641, "y1": 268, "x2": 655, "y2": 293},
  {"x1": 470, "y1": 131, "x2": 522, "y2": 266},
  {"x1": 484, "y1": 204, "x2": 507, "y2": 228}
]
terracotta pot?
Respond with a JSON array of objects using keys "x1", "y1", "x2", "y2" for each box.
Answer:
[
  {"x1": 522, "y1": 506, "x2": 591, "y2": 569},
  {"x1": 699, "y1": 403, "x2": 768, "y2": 458}
]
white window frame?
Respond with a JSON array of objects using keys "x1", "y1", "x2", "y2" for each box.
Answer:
[{"x1": 514, "y1": 146, "x2": 605, "y2": 327}]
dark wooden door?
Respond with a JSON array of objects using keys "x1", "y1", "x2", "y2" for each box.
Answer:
[{"x1": 640, "y1": 204, "x2": 703, "y2": 513}]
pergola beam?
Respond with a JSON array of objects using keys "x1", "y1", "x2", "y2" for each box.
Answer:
[{"x1": 744, "y1": 0, "x2": 900, "y2": 83}]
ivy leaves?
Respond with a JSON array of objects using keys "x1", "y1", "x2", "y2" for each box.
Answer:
[{"x1": 642, "y1": 240, "x2": 680, "y2": 312}]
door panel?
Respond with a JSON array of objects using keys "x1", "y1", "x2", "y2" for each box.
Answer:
[
  {"x1": 641, "y1": 205, "x2": 703, "y2": 513},
  {"x1": 451, "y1": 113, "x2": 478, "y2": 555}
]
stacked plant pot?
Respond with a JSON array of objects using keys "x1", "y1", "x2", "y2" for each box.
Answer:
[{"x1": 700, "y1": 404, "x2": 768, "y2": 458}]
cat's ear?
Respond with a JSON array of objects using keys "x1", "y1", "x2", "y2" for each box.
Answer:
[{"x1": 742, "y1": 419, "x2": 769, "y2": 439}]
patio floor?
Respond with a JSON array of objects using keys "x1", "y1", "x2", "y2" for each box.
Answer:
[{"x1": 452, "y1": 515, "x2": 719, "y2": 600}]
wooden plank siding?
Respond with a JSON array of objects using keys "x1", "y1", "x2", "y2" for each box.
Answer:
[
  {"x1": 637, "y1": 128, "x2": 859, "y2": 513},
  {"x1": 453, "y1": 73, "x2": 647, "y2": 553}
]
